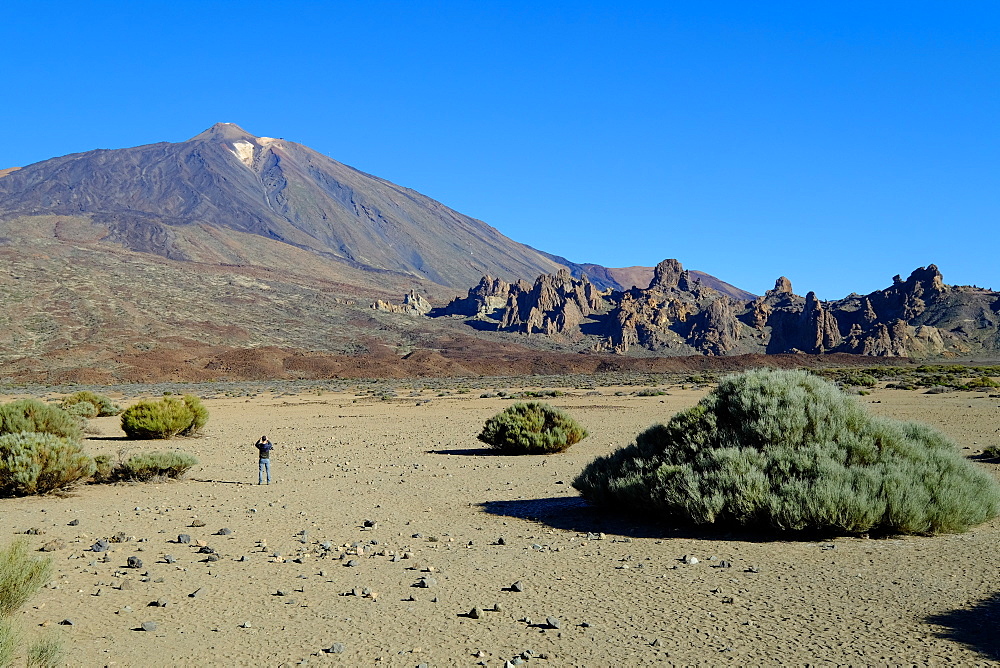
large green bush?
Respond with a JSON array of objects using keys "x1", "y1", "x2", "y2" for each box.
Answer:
[
  {"x1": 117, "y1": 451, "x2": 198, "y2": 481},
  {"x1": 120, "y1": 395, "x2": 208, "y2": 439},
  {"x1": 0, "y1": 433, "x2": 96, "y2": 497},
  {"x1": 0, "y1": 539, "x2": 60, "y2": 667},
  {"x1": 0, "y1": 399, "x2": 82, "y2": 441},
  {"x1": 573, "y1": 368, "x2": 1000, "y2": 535},
  {"x1": 478, "y1": 402, "x2": 588, "y2": 454},
  {"x1": 60, "y1": 391, "x2": 121, "y2": 417}
]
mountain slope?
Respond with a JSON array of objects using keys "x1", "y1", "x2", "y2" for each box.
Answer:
[{"x1": 0, "y1": 123, "x2": 565, "y2": 290}]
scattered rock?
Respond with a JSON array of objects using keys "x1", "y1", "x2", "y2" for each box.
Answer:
[
  {"x1": 177, "y1": 535, "x2": 191, "y2": 544},
  {"x1": 140, "y1": 621, "x2": 158, "y2": 632},
  {"x1": 68, "y1": 519, "x2": 80, "y2": 526},
  {"x1": 127, "y1": 556, "x2": 143, "y2": 569},
  {"x1": 469, "y1": 607, "x2": 484, "y2": 619},
  {"x1": 91, "y1": 539, "x2": 110, "y2": 553},
  {"x1": 323, "y1": 643, "x2": 345, "y2": 654},
  {"x1": 416, "y1": 577, "x2": 437, "y2": 588},
  {"x1": 163, "y1": 555, "x2": 176, "y2": 564},
  {"x1": 40, "y1": 539, "x2": 66, "y2": 552},
  {"x1": 58, "y1": 619, "x2": 74, "y2": 626},
  {"x1": 510, "y1": 581, "x2": 524, "y2": 592},
  {"x1": 216, "y1": 528, "x2": 232, "y2": 536},
  {"x1": 545, "y1": 616, "x2": 562, "y2": 629},
  {"x1": 190, "y1": 519, "x2": 206, "y2": 527},
  {"x1": 239, "y1": 621, "x2": 251, "y2": 628}
]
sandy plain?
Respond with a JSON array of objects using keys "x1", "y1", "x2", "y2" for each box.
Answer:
[{"x1": 2, "y1": 382, "x2": 999, "y2": 667}]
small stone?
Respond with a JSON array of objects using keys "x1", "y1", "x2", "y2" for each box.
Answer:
[
  {"x1": 177, "y1": 535, "x2": 191, "y2": 544},
  {"x1": 345, "y1": 559, "x2": 358, "y2": 567},
  {"x1": 497, "y1": 536, "x2": 507, "y2": 545},
  {"x1": 492, "y1": 602, "x2": 503, "y2": 612},
  {"x1": 189, "y1": 587, "x2": 205, "y2": 598},
  {"x1": 746, "y1": 566, "x2": 760, "y2": 573},
  {"x1": 276, "y1": 589, "x2": 289, "y2": 596},
  {"x1": 717, "y1": 560, "x2": 732, "y2": 569},
  {"x1": 119, "y1": 580, "x2": 135, "y2": 591},
  {"x1": 545, "y1": 616, "x2": 561, "y2": 629},
  {"x1": 363, "y1": 519, "x2": 377, "y2": 528},
  {"x1": 59, "y1": 619, "x2": 74, "y2": 626},
  {"x1": 127, "y1": 556, "x2": 143, "y2": 569},
  {"x1": 469, "y1": 607, "x2": 483, "y2": 619},
  {"x1": 154, "y1": 599, "x2": 169, "y2": 607},
  {"x1": 216, "y1": 528, "x2": 232, "y2": 536},
  {"x1": 683, "y1": 555, "x2": 699, "y2": 565},
  {"x1": 91, "y1": 540, "x2": 109, "y2": 553},
  {"x1": 163, "y1": 555, "x2": 176, "y2": 564},
  {"x1": 324, "y1": 643, "x2": 345, "y2": 654},
  {"x1": 198, "y1": 546, "x2": 215, "y2": 554},
  {"x1": 239, "y1": 621, "x2": 251, "y2": 628},
  {"x1": 40, "y1": 539, "x2": 66, "y2": 552},
  {"x1": 68, "y1": 519, "x2": 80, "y2": 526},
  {"x1": 190, "y1": 519, "x2": 206, "y2": 527},
  {"x1": 141, "y1": 621, "x2": 158, "y2": 632},
  {"x1": 417, "y1": 577, "x2": 436, "y2": 588},
  {"x1": 651, "y1": 638, "x2": 662, "y2": 647},
  {"x1": 206, "y1": 554, "x2": 220, "y2": 562},
  {"x1": 511, "y1": 581, "x2": 524, "y2": 592}
]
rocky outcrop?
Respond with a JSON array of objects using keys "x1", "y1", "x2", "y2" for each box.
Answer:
[
  {"x1": 438, "y1": 260, "x2": 1000, "y2": 358},
  {"x1": 371, "y1": 290, "x2": 432, "y2": 316}
]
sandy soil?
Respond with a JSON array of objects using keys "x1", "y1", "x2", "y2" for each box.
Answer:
[{"x1": 2, "y1": 384, "x2": 999, "y2": 666}]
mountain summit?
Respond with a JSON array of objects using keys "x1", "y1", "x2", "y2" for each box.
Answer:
[{"x1": 0, "y1": 123, "x2": 565, "y2": 289}]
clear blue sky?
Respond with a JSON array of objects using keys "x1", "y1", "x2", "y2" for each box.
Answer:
[{"x1": 3, "y1": 1, "x2": 997, "y2": 298}]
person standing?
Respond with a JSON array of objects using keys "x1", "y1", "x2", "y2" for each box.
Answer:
[{"x1": 255, "y1": 435, "x2": 273, "y2": 484}]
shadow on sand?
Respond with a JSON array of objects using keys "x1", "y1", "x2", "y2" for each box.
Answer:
[
  {"x1": 925, "y1": 592, "x2": 1000, "y2": 661},
  {"x1": 479, "y1": 496, "x2": 862, "y2": 543}
]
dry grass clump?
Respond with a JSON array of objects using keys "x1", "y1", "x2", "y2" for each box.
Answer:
[
  {"x1": 120, "y1": 395, "x2": 209, "y2": 439},
  {"x1": 0, "y1": 540, "x2": 61, "y2": 667},
  {"x1": 478, "y1": 402, "x2": 588, "y2": 454},
  {"x1": 574, "y1": 368, "x2": 1000, "y2": 535}
]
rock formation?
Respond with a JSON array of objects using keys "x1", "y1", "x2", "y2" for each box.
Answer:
[
  {"x1": 439, "y1": 260, "x2": 1000, "y2": 358},
  {"x1": 371, "y1": 290, "x2": 432, "y2": 316}
]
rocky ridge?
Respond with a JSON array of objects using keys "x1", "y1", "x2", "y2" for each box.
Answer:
[{"x1": 431, "y1": 260, "x2": 1000, "y2": 358}]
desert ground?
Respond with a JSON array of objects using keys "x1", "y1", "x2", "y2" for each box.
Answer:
[{"x1": 2, "y1": 380, "x2": 999, "y2": 667}]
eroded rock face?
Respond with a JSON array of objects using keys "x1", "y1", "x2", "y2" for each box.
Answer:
[{"x1": 438, "y1": 260, "x2": 1000, "y2": 358}]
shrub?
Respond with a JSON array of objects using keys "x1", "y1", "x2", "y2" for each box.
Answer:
[
  {"x1": 0, "y1": 433, "x2": 96, "y2": 497},
  {"x1": 117, "y1": 451, "x2": 198, "y2": 481},
  {"x1": 63, "y1": 400, "x2": 98, "y2": 420},
  {"x1": 180, "y1": 395, "x2": 208, "y2": 436},
  {"x1": 120, "y1": 396, "x2": 208, "y2": 439},
  {"x1": 477, "y1": 402, "x2": 588, "y2": 454},
  {"x1": 91, "y1": 454, "x2": 115, "y2": 484},
  {"x1": 573, "y1": 368, "x2": 1000, "y2": 535},
  {"x1": 60, "y1": 391, "x2": 121, "y2": 417},
  {"x1": 0, "y1": 540, "x2": 55, "y2": 667},
  {"x1": 0, "y1": 399, "x2": 82, "y2": 441},
  {"x1": 983, "y1": 446, "x2": 1000, "y2": 460}
]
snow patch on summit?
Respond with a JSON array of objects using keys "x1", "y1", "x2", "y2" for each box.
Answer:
[{"x1": 230, "y1": 141, "x2": 255, "y2": 168}]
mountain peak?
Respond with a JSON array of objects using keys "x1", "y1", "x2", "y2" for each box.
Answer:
[{"x1": 188, "y1": 122, "x2": 257, "y2": 142}]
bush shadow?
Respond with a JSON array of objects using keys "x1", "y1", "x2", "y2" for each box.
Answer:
[
  {"x1": 479, "y1": 496, "x2": 873, "y2": 543},
  {"x1": 426, "y1": 447, "x2": 493, "y2": 456},
  {"x1": 925, "y1": 592, "x2": 1000, "y2": 661}
]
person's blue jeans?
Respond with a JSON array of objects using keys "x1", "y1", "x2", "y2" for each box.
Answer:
[{"x1": 259, "y1": 458, "x2": 271, "y2": 484}]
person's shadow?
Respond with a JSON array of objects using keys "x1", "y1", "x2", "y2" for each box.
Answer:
[{"x1": 925, "y1": 592, "x2": 1000, "y2": 661}]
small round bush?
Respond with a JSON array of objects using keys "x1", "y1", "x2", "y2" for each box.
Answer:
[
  {"x1": 120, "y1": 396, "x2": 208, "y2": 439},
  {"x1": 477, "y1": 402, "x2": 588, "y2": 454},
  {"x1": 91, "y1": 454, "x2": 115, "y2": 483},
  {"x1": 118, "y1": 451, "x2": 198, "y2": 481},
  {"x1": 0, "y1": 432, "x2": 96, "y2": 497},
  {"x1": 0, "y1": 399, "x2": 82, "y2": 441},
  {"x1": 60, "y1": 391, "x2": 121, "y2": 417},
  {"x1": 63, "y1": 401, "x2": 98, "y2": 420},
  {"x1": 573, "y1": 368, "x2": 1000, "y2": 535}
]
